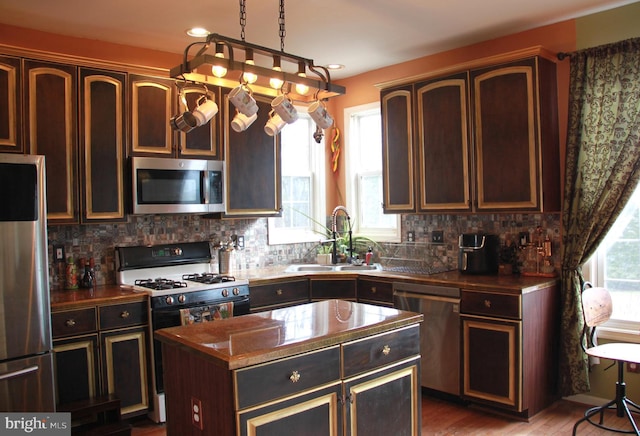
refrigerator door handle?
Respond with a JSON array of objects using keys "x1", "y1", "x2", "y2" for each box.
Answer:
[{"x1": 0, "y1": 365, "x2": 39, "y2": 381}]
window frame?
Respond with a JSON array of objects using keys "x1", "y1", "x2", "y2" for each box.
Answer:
[
  {"x1": 344, "y1": 102, "x2": 400, "y2": 242},
  {"x1": 583, "y1": 184, "x2": 640, "y2": 343},
  {"x1": 267, "y1": 109, "x2": 326, "y2": 245}
]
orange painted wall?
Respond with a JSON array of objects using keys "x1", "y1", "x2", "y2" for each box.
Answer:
[
  {"x1": 0, "y1": 23, "x2": 178, "y2": 70},
  {"x1": 326, "y1": 19, "x2": 576, "y2": 210}
]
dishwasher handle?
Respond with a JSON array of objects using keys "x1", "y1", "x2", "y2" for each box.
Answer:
[{"x1": 393, "y1": 290, "x2": 460, "y2": 305}]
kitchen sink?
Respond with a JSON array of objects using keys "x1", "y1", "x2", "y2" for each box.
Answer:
[
  {"x1": 284, "y1": 265, "x2": 335, "y2": 272},
  {"x1": 284, "y1": 264, "x2": 382, "y2": 272},
  {"x1": 333, "y1": 264, "x2": 382, "y2": 271}
]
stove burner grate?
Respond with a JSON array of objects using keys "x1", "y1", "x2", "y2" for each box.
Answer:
[
  {"x1": 134, "y1": 278, "x2": 189, "y2": 291},
  {"x1": 182, "y1": 273, "x2": 236, "y2": 285}
]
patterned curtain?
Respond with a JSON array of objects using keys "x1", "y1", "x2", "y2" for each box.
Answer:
[{"x1": 559, "y1": 37, "x2": 640, "y2": 396}]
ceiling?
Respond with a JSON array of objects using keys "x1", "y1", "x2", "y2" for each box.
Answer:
[{"x1": 0, "y1": 0, "x2": 636, "y2": 79}]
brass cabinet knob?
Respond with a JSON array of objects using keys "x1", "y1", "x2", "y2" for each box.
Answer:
[
  {"x1": 289, "y1": 370, "x2": 301, "y2": 383},
  {"x1": 483, "y1": 299, "x2": 491, "y2": 308},
  {"x1": 65, "y1": 319, "x2": 76, "y2": 327},
  {"x1": 382, "y1": 345, "x2": 391, "y2": 356},
  {"x1": 276, "y1": 289, "x2": 283, "y2": 296},
  {"x1": 120, "y1": 310, "x2": 130, "y2": 319},
  {"x1": 371, "y1": 287, "x2": 377, "y2": 294}
]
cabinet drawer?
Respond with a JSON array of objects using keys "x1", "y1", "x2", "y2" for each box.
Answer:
[
  {"x1": 99, "y1": 302, "x2": 147, "y2": 330},
  {"x1": 52, "y1": 308, "x2": 97, "y2": 338},
  {"x1": 250, "y1": 280, "x2": 309, "y2": 310},
  {"x1": 235, "y1": 346, "x2": 340, "y2": 410},
  {"x1": 461, "y1": 290, "x2": 521, "y2": 319},
  {"x1": 357, "y1": 279, "x2": 393, "y2": 304},
  {"x1": 342, "y1": 324, "x2": 420, "y2": 378}
]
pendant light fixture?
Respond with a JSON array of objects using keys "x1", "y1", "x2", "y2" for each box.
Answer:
[
  {"x1": 170, "y1": 0, "x2": 345, "y2": 102},
  {"x1": 171, "y1": 0, "x2": 342, "y2": 138}
]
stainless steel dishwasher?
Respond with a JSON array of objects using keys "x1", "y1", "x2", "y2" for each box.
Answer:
[{"x1": 393, "y1": 282, "x2": 460, "y2": 396}]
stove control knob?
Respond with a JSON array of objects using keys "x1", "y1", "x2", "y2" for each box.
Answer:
[
  {"x1": 233, "y1": 287, "x2": 240, "y2": 296},
  {"x1": 165, "y1": 296, "x2": 175, "y2": 305},
  {"x1": 222, "y1": 289, "x2": 229, "y2": 298},
  {"x1": 171, "y1": 247, "x2": 183, "y2": 256},
  {"x1": 178, "y1": 294, "x2": 186, "y2": 304}
]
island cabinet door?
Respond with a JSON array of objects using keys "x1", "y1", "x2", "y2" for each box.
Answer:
[
  {"x1": 343, "y1": 357, "x2": 421, "y2": 436},
  {"x1": 237, "y1": 383, "x2": 343, "y2": 436}
]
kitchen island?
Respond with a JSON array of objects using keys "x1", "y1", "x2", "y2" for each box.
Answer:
[{"x1": 155, "y1": 299, "x2": 423, "y2": 436}]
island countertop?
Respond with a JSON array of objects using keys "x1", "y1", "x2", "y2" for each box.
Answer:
[{"x1": 154, "y1": 299, "x2": 423, "y2": 370}]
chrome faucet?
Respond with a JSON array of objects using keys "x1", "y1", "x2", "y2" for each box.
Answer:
[{"x1": 331, "y1": 205, "x2": 353, "y2": 264}]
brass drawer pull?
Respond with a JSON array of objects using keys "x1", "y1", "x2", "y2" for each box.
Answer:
[
  {"x1": 289, "y1": 370, "x2": 301, "y2": 383},
  {"x1": 382, "y1": 345, "x2": 391, "y2": 356},
  {"x1": 484, "y1": 299, "x2": 492, "y2": 308},
  {"x1": 65, "y1": 319, "x2": 76, "y2": 327},
  {"x1": 276, "y1": 289, "x2": 283, "y2": 296},
  {"x1": 120, "y1": 311, "x2": 130, "y2": 319},
  {"x1": 371, "y1": 287, "x2": 377, "y2": 294}
]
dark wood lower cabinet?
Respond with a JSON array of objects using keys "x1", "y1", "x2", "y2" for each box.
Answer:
[
  {"x1": 53, "y1": 334, "x2": 99, "y2": 405},
  {"x1": 52, "y1": 300, "x2": 150, "y2": 418},
  {"x1": 460, "y1": 283, "x2": 559, "y2": 418},
  {"x1": 101, "y1": 327, "x2": 149, "y2": 416},
  {"x1": 462, "y1": 317, "x2": 520, "y2": 408},
  {"x1": 310, "y1": 278, "x2": 356, "y2": 301}
]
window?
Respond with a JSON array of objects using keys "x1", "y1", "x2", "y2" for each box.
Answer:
[
  {"x1": 584, "y1": 182, "x2": 640, "y2": 341},
  {"x1": 344, "y1": 103, "x2": 400, "y2": 241},
  {"x1": 268, "y1": 111, "x2": 326, "y2": 244}
]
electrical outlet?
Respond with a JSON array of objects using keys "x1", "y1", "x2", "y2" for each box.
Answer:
[
  {"x1": 191, "y1": 397, "x2": 203, "y2": 430},
  {"x1": 54, "y1": 245, "x2": 65, "y2": 262},
  {"x1": 628, "y1": 362, "x2": 640, "y2": 373},
  {"x1": 236, "y1": 235, "x2": 245, "y2": 249},
  {"x1": 431, "y1": 230, "x2": 444, "y2": 244},
  {"x1": 407, "y1": 231, "x2": 415, "y2": 242}
]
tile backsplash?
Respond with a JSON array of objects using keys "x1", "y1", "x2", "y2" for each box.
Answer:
[{"x1": 47, "y1": 212, "x2": 561, "y2": 290}]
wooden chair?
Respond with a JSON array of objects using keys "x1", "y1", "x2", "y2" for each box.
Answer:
[{"x1": 573, "y1": 283, "x2": 640, "y2": 435}]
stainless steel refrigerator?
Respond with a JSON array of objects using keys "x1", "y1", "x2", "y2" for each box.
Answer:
[{"x1": 0, "y1": 154, "x2": 55, "y2": 412}]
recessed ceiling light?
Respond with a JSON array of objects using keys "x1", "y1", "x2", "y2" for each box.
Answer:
[
  {"x1": 326, "y1": 64, "x2": 345, "y2": 70},
  {"x1": 186, "y1": 27, "x2": 210, "y2": 38}
]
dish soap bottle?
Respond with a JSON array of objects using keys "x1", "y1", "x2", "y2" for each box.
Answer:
[{"x1": 365, "y1": 247, "x2": 373, "y2": 265}]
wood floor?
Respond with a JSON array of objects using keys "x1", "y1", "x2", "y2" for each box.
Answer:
[{"x1": 129, "y1": 394, "x2": 639, "y2": 435}]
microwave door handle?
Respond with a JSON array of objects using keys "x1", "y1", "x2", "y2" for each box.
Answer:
[{"x1": 203, "y1": 171, "x2": 210, "y2": 205}]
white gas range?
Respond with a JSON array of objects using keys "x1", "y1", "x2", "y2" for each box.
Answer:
[{"x1": 115, "y1": 241, "x2": 250, "y2": 423}]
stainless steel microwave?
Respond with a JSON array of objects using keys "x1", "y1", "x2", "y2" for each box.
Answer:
[{"x1": 131, "y1": 157, "x2": 225, "y2": 214}]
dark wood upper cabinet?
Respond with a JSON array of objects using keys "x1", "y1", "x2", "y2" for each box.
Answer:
[
  {"x1": 471, "y1": 57, "x2": 560, "y2": 212},
  {"x1": 0, "y1": 55, "x2": 22, "y2": 153},
  {"x1": 79, "y1": 68, "x2": 127, "y2": 222},
  {"x1": 381, "y1": 85, "x2": 415, "y2": 213},
  {"x1": 223, "y1": 91, "x2": 281, "y2": 217},
  {"x1": 129, "y1": 74, "x2": 175, "y2": 156},
  {"x1": 416, "y1": 72, "x2": 471, "y2": 212},
  {"x1": 24, "y1": 59, "x2": 79, "y2": 224},
  {"x1": 380, "y1": 50, "x2": 560, "y2": 214}
]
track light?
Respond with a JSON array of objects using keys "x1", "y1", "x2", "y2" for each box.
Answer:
[
  {"x1": 295, "y1": 61, "x2": 310, "y2": 95},
  {"x1": 211, "y1": 43, "x2": 227, "y2": 78},
  {"x1": 270, "y1": 56, "x2": 284, "y2": 90},
  {"x1": 242, "y1": 49, "x2": 258, "y2": 84}
]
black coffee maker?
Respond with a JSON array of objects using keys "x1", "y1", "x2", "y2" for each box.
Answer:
[{"x1": 458, "y1": 233, "x2": 499, "y2": 274}]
